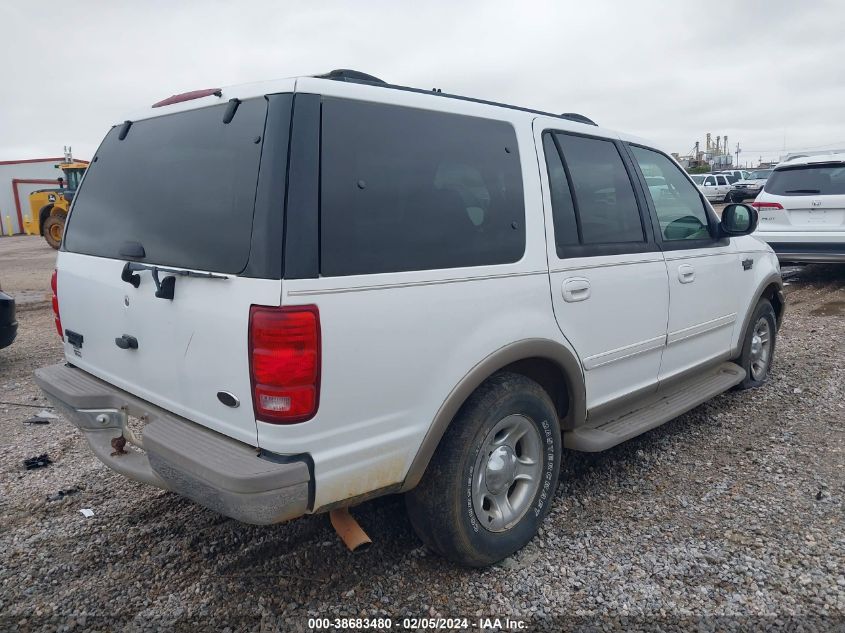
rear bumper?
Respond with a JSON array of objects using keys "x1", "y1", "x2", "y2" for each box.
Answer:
[
  {"x1": 0, "y1": 291, "x2": 17, "y2": 349},
  {"x1": 0, "y1": 322, "x2": 17, "y2": 349},
  {"x1": 33, "y1": 363, "x2": 312, "y2": 525}
]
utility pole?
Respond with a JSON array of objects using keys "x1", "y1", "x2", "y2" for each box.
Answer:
[{"x1": 735, "y1": 142, "x2": 741, "y2": 167}]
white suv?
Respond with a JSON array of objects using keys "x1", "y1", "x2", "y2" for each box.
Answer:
[
  {"x1": 752, "y1": 153, "x2": 845, "y2": 263},
  {"x1": 35, "y1": 70, "x2": 784, "y2": 566}
]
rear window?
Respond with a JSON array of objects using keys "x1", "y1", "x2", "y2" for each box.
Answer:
[
  {"x1": 64, "y1": 99, "x2": 267, "y2": 273},
  {"x1": 320, "y1": 99, "x2": 525, "y2": 276},
  {"x1": 764, "y1": 164, "x2": 845, "y2": 196}
]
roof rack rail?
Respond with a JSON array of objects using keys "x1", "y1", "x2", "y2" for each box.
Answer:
[
  {"x1": 309, "y1": 72, "x2": 599, "y2": 127},
  {"x1": 560, "y1": 112, "x2": 597, "y2": 126},
  {"x1": 314, "y1": 69, "x2": 386, "y2": 84}
]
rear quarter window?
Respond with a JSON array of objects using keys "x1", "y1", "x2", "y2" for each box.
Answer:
[
  {"x1": 63, "y1": 99, "x2": 267, "y2": 273},
  {"x1": 319, "y1": 99, "x2": 525, "y2": 276}
]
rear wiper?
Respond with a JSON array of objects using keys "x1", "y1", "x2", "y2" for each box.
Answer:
[
  {"x1": 784, "y1": 189, "x2": 821, "y2": 194},
  {"x1": 120, "y1": 261, "x2": 228, "y2": 300}
]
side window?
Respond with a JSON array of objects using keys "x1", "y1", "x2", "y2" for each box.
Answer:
[
  {"x1": 542, "y1": 133, "x2": 579, "y2": 249},
  {"x1": 703, "y1": 176, "x2": 716, "y2": 186},
  {"x1": 629, "y1": 145, "x2": 711, "y2": 241},
  {"x1": 554, "y1": 133, "x2": 645, "y2": 244},
  {"x1": 320, "y1": 99, "x2": 525, "y2": 276},
  {"x1": 716, "y1": 176, "x2": 727, "y2": 185}
]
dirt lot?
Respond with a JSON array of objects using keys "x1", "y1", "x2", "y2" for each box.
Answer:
[{"x1": 1, "y1": 234, "x2": 843, "y2": 631}]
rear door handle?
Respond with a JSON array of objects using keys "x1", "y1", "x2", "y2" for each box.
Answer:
[
  {"x1": 562, "y1": 277, "x2": 591, "y2": 302},
  {"x1": 115, "y1": 334, "x2": 139, "y2": 350},
  {"x1": 678, "y1": 264, "x2": 695, "y2": 284}
]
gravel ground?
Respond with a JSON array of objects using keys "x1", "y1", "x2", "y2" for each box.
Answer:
[{"x1": 1, "y1": 235, "x2": 843, "y2": 632}]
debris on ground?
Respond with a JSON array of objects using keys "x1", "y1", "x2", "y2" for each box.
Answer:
[
  {"x1": 24, "y1": 416, "x2": 51, "y2": 425},
  {"x1": 22, "y1": 454, "x2": 52, "y2": 470},
  {"x1": 79, "y1": 509, "x2": 95, "y2": 518},
  {"x1": 23, "y1": 409, "x2": 59, "y2": 425},
  {"x1": 46, "y1": 488, "x2": 79, "y2": 502}
]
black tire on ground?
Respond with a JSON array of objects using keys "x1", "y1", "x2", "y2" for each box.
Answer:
[
  {"x1": 43, "y1": 214, "x2": 65, "y2": 250},
  {"x1": 735, "y1": 299, "x2": 777, "y2": 390},
  {"x1": 405, "y1": 371, "x2": 562, "y2": 567}
]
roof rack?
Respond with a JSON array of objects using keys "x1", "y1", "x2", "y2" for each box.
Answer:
[
  {"x1": 313, "y1": 69, "x2": 598, "y2": 127},
  {"x1": 560, "y1": 112, "x2": 597, "y2": 126},
  {"x1": 314, "y1": 69, "x2": 386, "y2": 84}
]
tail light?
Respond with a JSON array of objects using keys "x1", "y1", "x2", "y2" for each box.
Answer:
[
  {"x1": 249, "y1": 305, "x2": 320, "y2": 424},
  {"x1": 751, "y1": 201, "x2": 783, "y2": 210},
  {"x1": 50, "y1": 269, "x2": 63, "y2": 339}
]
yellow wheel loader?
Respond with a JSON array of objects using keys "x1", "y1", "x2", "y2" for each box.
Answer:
[{"x1": 26, "y1": 147, "x2": 87, "y2": 249}]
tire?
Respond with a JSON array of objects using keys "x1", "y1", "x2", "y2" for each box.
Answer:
[
  {"x1": 43, "y1": 214, "x2": 65, "y2": 250},
  {"x1": 405, "y1": 372, "x2": 562, "y2": 567},
  {"x1": 735, "y1": 299, "x2": 777, "y2": 389}
]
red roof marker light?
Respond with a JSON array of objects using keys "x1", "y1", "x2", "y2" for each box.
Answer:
[{"x1": 152, "y1": 88, "x2": 222, "y2": 108}]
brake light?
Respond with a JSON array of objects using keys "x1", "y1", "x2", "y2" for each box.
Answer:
[
  {"x1": 249, "y1": 305, "x2": 321, "y2": 424},
  {"x1": 51, "y1": 269, "x2": 63, "y2": 339},
  {"x1": 751, "y1": 201, "x2": 784, "y2": 210}
]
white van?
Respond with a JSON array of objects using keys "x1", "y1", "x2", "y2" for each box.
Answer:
[{"x1": 36, "y1": 70, "x2": 784, "y2": 566}]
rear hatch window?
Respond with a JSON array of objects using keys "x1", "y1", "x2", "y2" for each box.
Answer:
[
  {"x1": 765, "y1": 164, "x2": 845, "y2": 196},
  {"x1": 64, "y1": 99, "x2": 268, "y2": 273}
]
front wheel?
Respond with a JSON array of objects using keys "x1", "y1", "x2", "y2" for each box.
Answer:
[
  {"x1": 736, "y1": 299, "x2": 777, "y2": 389},
  {"x1": 405, "y1": 372, "x2": 561, "y2": 567},
  {"x1": 43, "y1": 214, "x2": 66, "y2": 250}
]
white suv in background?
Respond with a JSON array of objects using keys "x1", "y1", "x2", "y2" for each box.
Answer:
[
  {"x1": 35, "y1": 70, "x2": 784, "y2": 567},
  {"x1": 752, "y1": 153, "x2": 845, "y2": 263}
]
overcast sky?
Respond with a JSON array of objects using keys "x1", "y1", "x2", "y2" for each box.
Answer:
[{"x1": 2, "y1": 1, "x2": 844, "y2": 166}]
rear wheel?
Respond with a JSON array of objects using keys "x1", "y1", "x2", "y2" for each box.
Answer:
[
  {"x1": 736, "y1": 299, "x2": 777, "y2": 389},
  {"x1": 43, "y1": 214, "x2": 65, "y2": 250},
  {"x1": 405, "y1": 372, "x2": 561, "y2": 567}
]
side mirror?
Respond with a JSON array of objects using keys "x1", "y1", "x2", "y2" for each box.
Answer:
[{"x1": 720, "y1": 203, "x2": 758, "y2": 236}]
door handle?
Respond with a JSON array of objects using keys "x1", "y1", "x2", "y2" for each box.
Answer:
[
  {"x1": 562, "y1": 278, "x2": 591, "y2": 302},
  {"x1": 678, "y1": 264, "x2": 695, "y2": 284},
  {"x1": 115, "y1": 334, "x2": 139, "y2": 350}
]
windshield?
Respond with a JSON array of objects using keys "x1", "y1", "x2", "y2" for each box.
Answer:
[
  {"x1": 749, "y1": 170, "x2": 773, "y2": 179},
  {"x1": 764, "y1": 164, "x2": 845, "y2": 196},
  {"x1": 64, "y1": 99, "x2": 268, "y2": 273}
]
